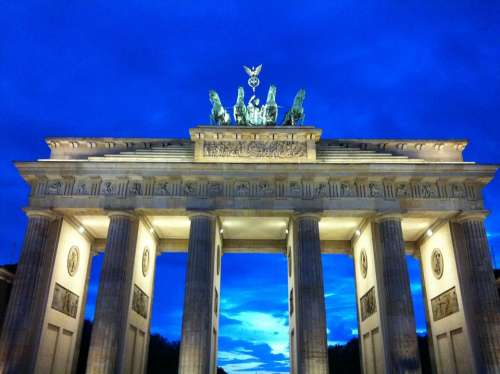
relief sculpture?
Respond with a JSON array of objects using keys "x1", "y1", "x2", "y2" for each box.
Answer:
[
  {"x1": 431, "y1": 287, "x2": 459, "y2": 321},
  {"x1": 132, "y1": 284, "x2": 149, "y2": 319},
  {"x1": 203, "y1": 141, "x2": 307, "y2": 159},
  {"x1": 51, "y1": 283, "x2": 79, "y2": 318},
  {"x1": 360, "y1": 287, "x2": 377, "y2": 321}
]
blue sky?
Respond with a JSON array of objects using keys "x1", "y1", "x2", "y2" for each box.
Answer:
[{"x1": 1, "y1": 1, "x2": 500, "y2": 372}]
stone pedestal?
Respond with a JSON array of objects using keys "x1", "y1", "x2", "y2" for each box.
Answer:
[
  {"x1": 86, "y1": 212, "x2": 140, "y2": 374},
  {"x1": 451, "y1": 213, "x2": 500, "y2": 373},
  {"x1": 372, "y1": 216, "x2": 421, "y2": 373},
  {"x1": 178, "y1": 213, "x2": 219, "y2": 374},
  {"x1": 0, "y1": 210, "x2": 62, "y2": 373},
  {"x1": 290, "y1": 214, "x2": 328, "y2": 373}
]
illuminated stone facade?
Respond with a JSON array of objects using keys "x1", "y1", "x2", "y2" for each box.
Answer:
[{"x1": 0, "y1": 125, "x2": 499, "y2": 374}]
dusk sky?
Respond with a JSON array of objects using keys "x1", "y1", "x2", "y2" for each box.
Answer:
[{"x1": 1, "y1": 1, "x2": 500, "y2": 373}]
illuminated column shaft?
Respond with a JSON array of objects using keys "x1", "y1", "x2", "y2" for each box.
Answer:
[
  {"x1": 372, "y1": 216, "x2": 421, "y2": 373},
  {"x1": 451, "y1": 214, "x2": 500, "y2": 373},
  {"x1": 86, "y1": 212, "x2": 139, "y2": 374},
  {"x1": 179, "y1": 213, "x2": 218, "y2": 374},
  {"x1": 0, "y1": 210, "x2": 62, "y2": 373},
  {"x1": 292, "y1": 214, "x2": 329, "y2": 373}
]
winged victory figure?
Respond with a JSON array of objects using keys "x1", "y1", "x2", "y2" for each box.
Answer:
[{"x1": 243, "y1": 64, "x2": 262, "y2": 92}]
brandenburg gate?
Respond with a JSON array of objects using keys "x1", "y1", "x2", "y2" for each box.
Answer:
[{"x1": 0, "y1": 72, "x2": 499, "y2": 373}]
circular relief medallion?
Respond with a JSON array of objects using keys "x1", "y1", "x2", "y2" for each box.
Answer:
[
  {"x1": 431, "y1": 248, "x2": 444, "y2": 279},
  {"x1": 142, "y1": 247, "x2": 150, "y2": 277},
  {"x1": 67, "y1": 246, "x2": 79, "y2": 277},
  {"x1": 360, "y1": 249, "x2": 368, "y2": 279}
]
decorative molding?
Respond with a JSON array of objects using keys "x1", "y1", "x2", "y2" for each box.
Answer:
[{"x1": 29, "y1": 175, "x2": 484, "y2": 204}]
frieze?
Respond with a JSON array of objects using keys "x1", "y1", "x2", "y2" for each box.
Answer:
[
  {"x1": 51, "y1": 283, "x2": 79, "y2": 318},
  {"x1": 431, "y1": 286, "x2": 459, "y2": 321},
  {"x1": 203, "y1": 140, "x2": 307, "y2": 159},
  {"x1": 31, "y1": 176, "x2": 481, "y2": 203}
]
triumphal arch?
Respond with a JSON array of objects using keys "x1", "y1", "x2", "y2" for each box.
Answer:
[{"x1": 1, "y1": 71, "x2": 500, "y2": 374}]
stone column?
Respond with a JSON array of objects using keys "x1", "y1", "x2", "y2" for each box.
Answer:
[
  {"x1": 451, "y1": 213, "x2": 500, "y2": 373},
  {"x1": 0, "y1": 210, "x2": 62, "y2": 373},
  {"x1": 178, "y1": 213, "x2": 218, "y2": 374},
  {"x1": 292, "y1": 214, "x2": 328, "y2": 373},
  {"x1": 86, "y1": 212, "x2": 139, "y2": 374},
  {"x1": 372, "y1": 215, "x2": 421, "y2": 373}
]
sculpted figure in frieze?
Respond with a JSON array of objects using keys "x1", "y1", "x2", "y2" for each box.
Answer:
[
  {"x1": 451, "y1": 183, "x2": 466, "y2": 198},
  {"x1": 157, "y1": 181, "x2": 171, "y2": 195},
  {"x1": 76, "y1": 182, "x2": 88, "y2": 195},
  {"x1": 420, "y1": 183, "x2": 438, "y2": 198},
  {"x1": 203, "y1": 140, "x2": 307, "y2": 159},
  {"x1": 47, "y1": 180, "x2": 63, "y2": 195},
  {"x1": 396, "y1": 183, "x2": 411, "y2": 198},
  {"x1": 102, "y1": 181, "x2": 114, "y2": 195},
  {"x1": 315, "y1": 183, "x2": 329, "y2": 198},
  {"x1": 208, "y1": 182, "x2": 223, "y2": 197},
  {"x1": 183, "y1": 182, "x2": 198, "y2": 196},
  {"x1": 235, "y1": 181, "x2": 250, "y2": 197},
  {"x1": 129, "y1": 182, "x2": 142, "y2": 196},
  {"x1": 257, "y1": 181, "x2": 274, "y2": 196},
  {"x1": 340, "y1": 182, "x2": 353, "y2": 197},
  {"x1": 368, "y1": 182, "x2": 383, "y2": 197}
]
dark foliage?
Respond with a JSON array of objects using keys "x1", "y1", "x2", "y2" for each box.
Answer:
[
  {"x1": 328, "y1": 335, "x2": 433, "y2": 374},
  {"x1": 328, "y1": 338, "x2": 361, "y2": 374},
  {"x1": 76, "y1": 319, "x2": 431, "y2": 373},
  {"x1": 146, "y1": 334, "x2": 180, "y2": 373},
  {"x1": 417, "y1": 334, "x2": 433, "y2": 374}
]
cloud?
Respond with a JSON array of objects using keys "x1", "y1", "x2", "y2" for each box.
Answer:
[
  {"x1": 218, "y1": 350, "x2": 257, "y2": 362},
  {"x1": 220, "y1": 311, "x2": 289, "y2": 357}
]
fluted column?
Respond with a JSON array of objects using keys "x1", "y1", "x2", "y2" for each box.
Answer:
[
  {"x1": 178, "y1": 213, "x2": 217, "y2": 374},
  {"x1": 372, "y1": 215, "x2": 421, "y2": 373},
  {"x1": 451, "y1": 213, "x2": 500, "y2": 373},
  {"x1": 0, "y1": 210, "x2": 62, "y2": 373},
  {"x1": 86, "y1": 212, "x2": 139, "y2": 374},
  {"x1": 292, "y1": 214, "x2": 328, "y2": 373}
]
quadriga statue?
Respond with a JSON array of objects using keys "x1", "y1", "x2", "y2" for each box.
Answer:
[
  {"x1": 233, "y1": 87, "x2": 249, "y2": 126},
  {"x1": 209, "y1": 90, "x2": 231, "y2": 126},
  {"x1": 263, "y1": 85, "x2": 278, "y2": 126},
  {"x1": 283, "y1": 89, "x2": 305, "y2": 126}
]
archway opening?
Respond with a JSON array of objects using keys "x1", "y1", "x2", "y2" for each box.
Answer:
[
  {"x1": 322, "y1": 254, "x2": 360, "y2": 373},
  {"x1": 218, "y1": 253, "x2": 289, "y2": 373}
]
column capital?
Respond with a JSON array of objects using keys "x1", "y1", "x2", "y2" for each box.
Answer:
[
  {"x1": 106, "y1": 210, "x2": 138, "y2": 220},
  {"x1": 373, "y1": 211, "x2": 404, "y2": 223},
  {"x1": 453, "y1": 210, "x2": 489, "y2": 223},
  {"x1": 292, "y1": 212, "x2": 321, "y2": 222},
  {"x1": 23, "y1": 208, "x2": 59, "y2": 220},
  {"x1": 187, "y1": 211, "x2": 216, "y2": 220}
]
